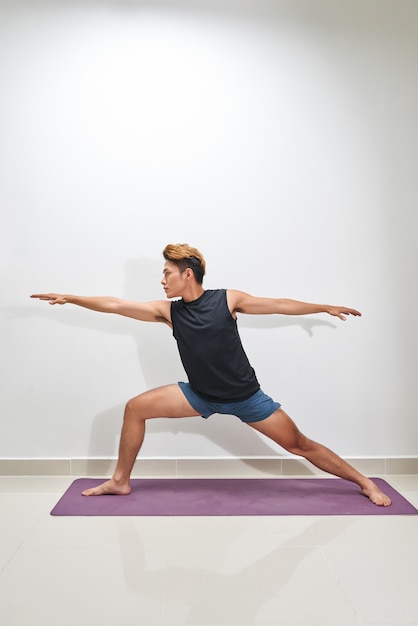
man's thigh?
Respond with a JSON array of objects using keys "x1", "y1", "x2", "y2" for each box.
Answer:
[{"x1": 128, "y1": 384, "x2": 201, "y2": 419}]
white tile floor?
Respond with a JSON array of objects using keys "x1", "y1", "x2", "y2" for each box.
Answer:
[{"x1": 0, "y1": 475, "x2": 417, "y2": 626}]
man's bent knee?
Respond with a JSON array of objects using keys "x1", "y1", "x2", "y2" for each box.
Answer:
[{"x1": 124, "y1": 395, "x2": 148, "y2": 420}]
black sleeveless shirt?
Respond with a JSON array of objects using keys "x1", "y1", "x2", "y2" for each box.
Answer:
[{"x1": 170, "y1": 289, "x2": 260, "y2": 401}]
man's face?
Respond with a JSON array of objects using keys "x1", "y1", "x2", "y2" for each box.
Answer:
[{"x1": 161, "y1": 261, "x2": 186, "y2": 298}]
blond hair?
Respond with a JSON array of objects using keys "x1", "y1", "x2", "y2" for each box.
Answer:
[{"x1": 162, "y1": 243, "x2": 206, "y2": 284}]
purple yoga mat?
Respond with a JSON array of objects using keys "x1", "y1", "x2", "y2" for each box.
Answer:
[{"x1": 50, "y1": 477, "x2": 417, "y2": 516}]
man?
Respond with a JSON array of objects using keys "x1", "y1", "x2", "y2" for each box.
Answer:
[{"x1": 31, "y1": 243, "x2": 391, "y2": 506}]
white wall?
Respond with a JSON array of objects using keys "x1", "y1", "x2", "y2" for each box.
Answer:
[{"x1": 1, "y1": 0, "x2": 417, "y2": 460}]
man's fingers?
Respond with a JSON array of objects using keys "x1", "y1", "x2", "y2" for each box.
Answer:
[
  {"x1": 329, "y1": 307, "x2": 361, "y2": 320},
  {"x1": 30, "y1": 293, "x2": 61, "y2": 304}
]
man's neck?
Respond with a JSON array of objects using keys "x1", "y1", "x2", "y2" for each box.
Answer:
[{"x1": 182, "y1": 286, "x2": 205, "y2": 303}]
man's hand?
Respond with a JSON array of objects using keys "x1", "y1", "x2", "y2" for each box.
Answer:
[
  {"x1": 30, "y1": 293, "x2": 68, "y2": 305},
  {"x1": 326, "y1": 306, "x2": 362, "y2": 321}
]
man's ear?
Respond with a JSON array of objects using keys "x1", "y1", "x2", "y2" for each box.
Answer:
[{"x1": 185, "y1": 268, "x2": 193, "y2": 280}]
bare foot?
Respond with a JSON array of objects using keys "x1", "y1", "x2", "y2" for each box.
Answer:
[
  {"x1": 361, "y1": 479, "x2": 392, "y2": 506},
  {"x1": 82, "y1": 478, "x2": 131, "y2": 497}
]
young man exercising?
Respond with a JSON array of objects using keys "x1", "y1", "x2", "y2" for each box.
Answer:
[{"x1": 31, "y1": 243, "x2": 391, "y2": 506}]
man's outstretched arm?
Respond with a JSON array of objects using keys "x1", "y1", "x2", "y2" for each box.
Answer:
[
  {"x1": 227, "y1": 290, "x2": 361, "y2": 320},
  {"x1": 30, "y1": 293, "x2": 172, "y2": 324}
]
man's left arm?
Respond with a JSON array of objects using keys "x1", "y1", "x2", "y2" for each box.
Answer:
[{"x1": 227, "y1": 290, "x2": 361, "y2": 321}]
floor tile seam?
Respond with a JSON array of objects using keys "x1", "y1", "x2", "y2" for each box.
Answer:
[
  {"x1": 159, "y1": 576, "x2": 170, "y2": 626},
  {"x1": 318, "y1": 544, "x2": 363, "y2": 626},
  {"x1": 11, "y1": 544, "x2": 125, "y2": 554},
  {"x1": 0, "y1": 545, "x2": 21, "y2": 574},
  {"x1": 319, "y1": 535, "x2": 418, "y2": 551},
  {"x1": 387, "y1": 476, "x2": 413, "y2": 491},
  {"x1": 319, "y1": 542, "x2": 418, "y2": 549},
  {"x1": 3, "y1": 514, "x2": 45, "y2": 556},
  {"x1": 162, "y1": 547, "x2": 177, "y2": 625}
]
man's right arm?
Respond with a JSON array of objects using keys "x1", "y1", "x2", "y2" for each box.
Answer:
[{"x1": 30, "y1": 294, "x2": 172, "y2": 325}]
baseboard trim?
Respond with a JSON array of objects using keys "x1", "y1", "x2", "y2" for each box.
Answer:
[{"x1": 0, "y1": 457, "x2": 417, "y2": 476}]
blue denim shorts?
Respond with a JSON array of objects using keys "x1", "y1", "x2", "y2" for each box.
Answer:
[{"x1": 178, "y1": 382, "x2": 281, "y2": 423}]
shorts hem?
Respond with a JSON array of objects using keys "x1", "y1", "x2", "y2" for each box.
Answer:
[{"x1": 177, "y1": 381, "x2": 281, "y2": 423}]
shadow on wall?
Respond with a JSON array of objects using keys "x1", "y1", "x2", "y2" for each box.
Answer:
[{"x1": 24, "y1": 257, "x2": 335, "y2": 459}]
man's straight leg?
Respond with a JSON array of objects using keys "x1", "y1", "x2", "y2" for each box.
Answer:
[
  {"x1": 248, "y1": 408, "x2": 391, "y2": 506},
  {"x1": 82, "y1": 384, "x2": 200, "y2": 496}
]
